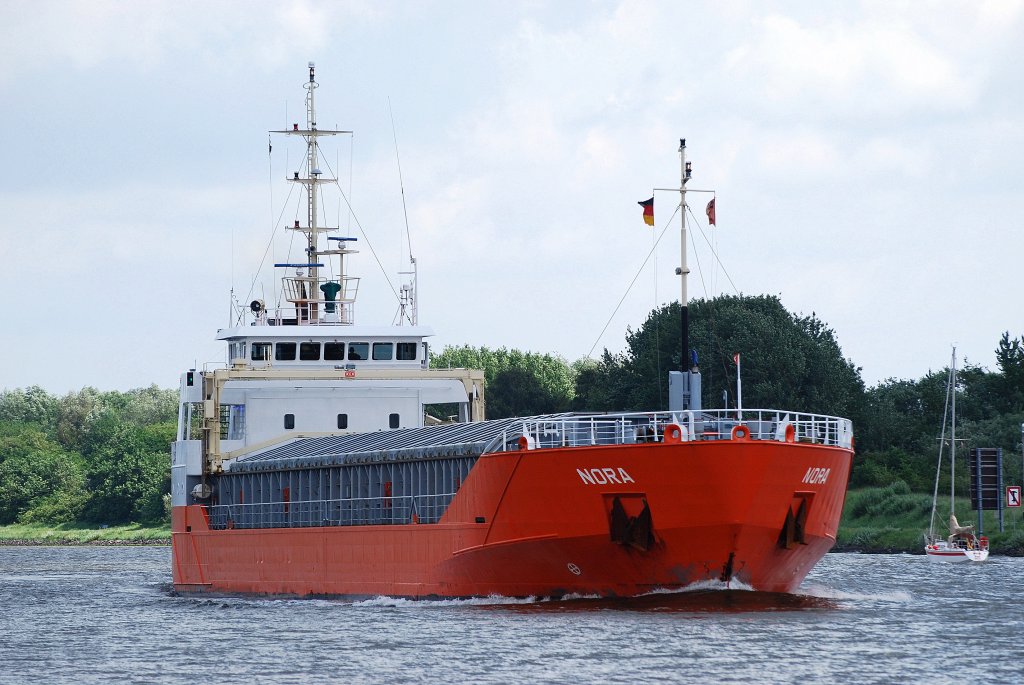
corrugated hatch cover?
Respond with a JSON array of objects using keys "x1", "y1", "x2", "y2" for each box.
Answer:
[{"x1": 229, "y1": 414, "x2": 573, "y2": 472}]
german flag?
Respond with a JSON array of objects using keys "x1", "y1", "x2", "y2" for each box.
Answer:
[{"x1": 638, "y1": 197, "x2": 654, "y2": 226}]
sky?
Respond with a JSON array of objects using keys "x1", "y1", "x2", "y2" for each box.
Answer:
[{"x1": 1, "y1": 0, "x2": 1022, "y2": 396}]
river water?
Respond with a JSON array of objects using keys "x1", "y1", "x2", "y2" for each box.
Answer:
[{"x1": 0, "y1": 546, "x2": 1019, "y2": 684}]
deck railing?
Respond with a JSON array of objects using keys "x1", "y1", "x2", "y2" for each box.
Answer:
[
  {"x1": 492, "y1": 409, "x2": 853, "y2": 452},
  {"x1": 207, "y1": 492, "x2": 454, "y2": 530}
]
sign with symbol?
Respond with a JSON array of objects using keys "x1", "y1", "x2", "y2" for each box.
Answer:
[
  {"x1": 344, "y1": 370, "x2": 356, "y2": 378},
  {"x1": 1008, "y1": 486, "x2": 1021, "y2": 508}
]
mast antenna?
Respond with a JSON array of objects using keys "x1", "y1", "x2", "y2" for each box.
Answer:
[{"x1": 390, "y1": 98, "x2": 418, "y2": 326}]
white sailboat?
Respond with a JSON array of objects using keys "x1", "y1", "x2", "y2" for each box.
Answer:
[{"x1": 924, "y1": 348, "x2": 989, "y2": 562}]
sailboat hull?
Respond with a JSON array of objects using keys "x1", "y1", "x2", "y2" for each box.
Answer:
[{"x1": 925, "y1": 547, "x2": 989, "y2": 562}]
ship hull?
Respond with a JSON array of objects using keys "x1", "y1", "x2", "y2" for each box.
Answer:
[{"x1": 173, "y1": 439, "x2": 851, "y2": 598}]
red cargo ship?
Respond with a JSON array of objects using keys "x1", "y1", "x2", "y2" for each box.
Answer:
[{"x1": 171, "y1": 64, "x2": 853, "y2": 598}]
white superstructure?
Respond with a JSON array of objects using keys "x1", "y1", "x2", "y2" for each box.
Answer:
[{"x1": 171, "y1": 63, "x2": 484, "y2": 508}]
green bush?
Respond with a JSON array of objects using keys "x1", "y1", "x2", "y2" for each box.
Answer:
[{"x1": 0, "y1": 429, "x2": 84, "y2": 524}]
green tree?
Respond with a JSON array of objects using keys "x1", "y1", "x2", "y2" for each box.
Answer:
[
  {"x1": 855, "y1": 334, "x2": 1024, "y2": 493},
  {"x1": 0, "y1": 424, "x2": 85, "y2": 524},
  {"x1": 121, "y1": 385, "x2": 179, "y2": 426},
  {"x1": 576, "y1": 295, "x2": 865, "y2": 419},
  {"x1": 81, "y1": 415, "x2": 168, "y2": 524},
  {"x1": 55, "y1": 386, "x2": 104, "y2": 450},
  {"x1": 571, "y1": 353, "x2": 632, "y2": 411},
  {"x1": 0, "y1": 386, "x2": 59, "y2": 433},
  {"x1": 431, "y1": 345, "x2": 575, "y2": 419},
  {"x1": 995, "y1": 332, "x2": 1024, "y2": 411}
]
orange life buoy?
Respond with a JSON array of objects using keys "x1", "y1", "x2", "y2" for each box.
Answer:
[{"x1": 663, "y1": 423, "x2": 686, "y2": 444}]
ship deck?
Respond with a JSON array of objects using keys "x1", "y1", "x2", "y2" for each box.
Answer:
[
  {"x1": 230, "y1": 413, "x2": 572, "y2": 472},
  {"x1": 229, "y1": 408, "x2": 853, "y2": 473}
]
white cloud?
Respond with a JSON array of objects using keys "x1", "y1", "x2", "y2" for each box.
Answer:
[
  {"x1": 1, "y1": 0, "x2": 1023, "y2": 393},
  {"x1": 722, "y1": 8, "x2": 987, "y2": 120},
  {"x1": 0, "y1": 0, "x2": 385, "y2": 83}
]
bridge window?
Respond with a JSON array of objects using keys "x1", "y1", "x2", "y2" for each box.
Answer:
[
  {"x1": 396, "y1": 342, "x2": 417, "y2": 360},
  {"x1": 219, "y1": 404, "x2": 246, "y2": 440},
  {"x1": 337, "y1": 413, "x2": 348, "y2": 429},
  {"x1": 300, "y1": 342, "x2": 321, "y2": 360},
  {"x1": 347, "y1": 342, "x2": 369, "y2": 360},
  {"x1": 372, "y1": 342, "x2": 393, "y2": 360},
  {"x1": 251, "y1": 342, "x2": 272, "y2": 361},
  {"x1": 284, "y1": 413, "x2": 295, "y2": 429},
  {"x1": 182, "y1": 403, "x2": 203, "y2": 440},
  {"x1": 389, "y1": 413, "x2": 400, "y2": 429},
  {"x1": 324, "y1": 342, "x2": 345, "y2": 361},
  {"x1": 276, "y1": 342, "x2": 296, "y2": 361},
  {"x1": 229, "y1": 342, "x2": 246, "y2": 360}
]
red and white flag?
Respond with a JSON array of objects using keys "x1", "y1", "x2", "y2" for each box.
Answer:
[{"x1": 706, "y1": 197, "x2": 716, "y2": 226}]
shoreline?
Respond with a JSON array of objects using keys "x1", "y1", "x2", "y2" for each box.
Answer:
[
  {"x1": 0, "y1": 538, "x2": 171, "y2": 546},
  {"x1": 0, "y1": 538, "x2": 943, "y2": 554}
]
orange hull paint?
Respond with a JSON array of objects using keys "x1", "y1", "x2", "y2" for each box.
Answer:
[{"x1": 173, "y1": 440, "x2": 851, "y2": 598}]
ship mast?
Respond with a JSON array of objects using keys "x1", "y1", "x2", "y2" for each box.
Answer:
[
  {"x1": 305, "y1": 62, "x2": 319, "y2": 296},
  {"x1": 678, "y1": 139, "x2": 691, "y2": 374},
  {"x1": 666, "y1": 139, "x2": 702, "y2": 413},
  {"x1": 271, "y1": 63, "x2": 358, "y2": 325}
]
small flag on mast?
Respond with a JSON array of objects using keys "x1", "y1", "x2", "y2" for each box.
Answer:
[
  {"x1": 638, "y1": 197, "x2": 654, "y2": 226},
  {"x1": 706, "y1": 197, "x2": 716, "y2": 226}
]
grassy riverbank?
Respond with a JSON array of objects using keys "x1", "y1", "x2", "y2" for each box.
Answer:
[
  {"x1": 836, "y1": 482, "x2": 1024, "y2": 555},
  {"x1": 0, "y1": 522, "x2": 170, "y2": 545}
]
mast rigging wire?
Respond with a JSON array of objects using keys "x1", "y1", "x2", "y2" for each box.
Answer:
[
  {"x1": 320, "y1": 148, "x2": 403, "y2": 306},
  {"x1": 685, "y1": 205, "x2": 739, "y2": 296},
  {"x1": 236, "y1": 154, "x2": 299, "y2": 326},
  {"x1": 389, "y1": 98, "x2": 415, "y2": 325},
  {"x1": 586, "y1": 205, "x2": 680, "y2": 359},
  {"x1": 585, "y1": 201, "x2": 740, "y2": 367},
  {"x1": 389, "y1": 99, "x2": 415, "y2": 266}
]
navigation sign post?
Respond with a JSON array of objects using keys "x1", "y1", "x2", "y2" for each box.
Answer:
[
  {"x1": 1008, "y1": 486, "x2": 1021, "y2": 509},
  {"x1": 970, "y1": 448, "x2": 1005, "y2": 533}
]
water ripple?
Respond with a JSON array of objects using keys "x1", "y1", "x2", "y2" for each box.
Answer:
[{"x1": 1, "y1": 547, "x2": 1022, "y2": 684}]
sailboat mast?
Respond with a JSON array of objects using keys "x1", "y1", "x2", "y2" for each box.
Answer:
[
  {"x1": 950, "y1": 348, "x2": 957, "y2": 516},
  {"x1": 678, "y1": 139, "x2": 690, "y2": 371},
  {"x1": 928, "y1": 356, "x2": 954, "y2": 539}
]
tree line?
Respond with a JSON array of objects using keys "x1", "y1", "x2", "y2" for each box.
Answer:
[
  {"x1": 0, "y1": 386, "x2": 175, "y2": 526},
  {"x1": 1, "y1": 294, "x2": 1022, "y2": 527}
]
